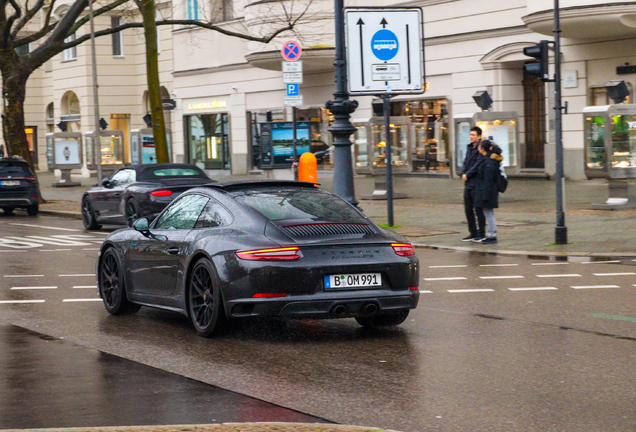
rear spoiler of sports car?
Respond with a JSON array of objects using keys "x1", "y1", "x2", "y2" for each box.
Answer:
[{"x1": 203, "y1": 180, "x2": 320, "y2": 192}]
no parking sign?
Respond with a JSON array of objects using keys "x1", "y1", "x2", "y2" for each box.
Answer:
[{"x1": 281, "y1": 41, "x2": 302, "y2": 61}]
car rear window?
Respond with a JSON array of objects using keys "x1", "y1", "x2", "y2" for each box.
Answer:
[
  {"x1": 0, "y1": 162, "x2": 30, "y2": 176},
  {"x1": 234, "y1": 188, "x2": 365, "y2": 222},
  {"x1": 152, "y1": 168, "x2": 201, "y2": 177}
]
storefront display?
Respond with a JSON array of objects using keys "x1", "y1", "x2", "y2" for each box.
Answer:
[
  {"x1": 186, "y1": 113, "x2": 230, "y2": 170},
  {"x1": 583, "y1": 105, "x2": 636, "y2": 179},
  {"x1": 259, "y1": 122, "x2": 311, "y2": 168},
  {"x1": 130, "y1": 128, "x2": 172, "y2": 165},
  {"x1": 454, "y1": 111, "x2": 520, "y2": 176},
  {"x1": 85, "y1": 130, "x2": 125, "y2": 171},
  {"x1": 353, "y1": 117, "x2": 414, "y2": 175}
]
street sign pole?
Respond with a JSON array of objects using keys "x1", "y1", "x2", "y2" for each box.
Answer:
[
  {"x1": 382, "y1": 94, "x2": 394, "y2": 226},
  {"x1": 554, "y1": 0, "x2": 567, "y2": 244},
  {"x1": 292, "y1": 106, "x2": 298, "y2": 180}
]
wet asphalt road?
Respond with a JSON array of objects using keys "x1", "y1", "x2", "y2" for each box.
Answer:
[{"x1": 1, "y1": 213, "x2": 636, "y2": 431}]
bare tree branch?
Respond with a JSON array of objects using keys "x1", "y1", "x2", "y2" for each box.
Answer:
[
  {"x1": 68, "y1": 0, "x2": 132, "y2": 36},
  {"x1": 12, "y1": 0, "x2": 46, "y2": 38},
  {"x1": 3, "y1": 0, "x2": 22, "y2": 44}
]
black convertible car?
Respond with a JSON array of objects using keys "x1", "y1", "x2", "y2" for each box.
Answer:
[
  {"x1": 97, "y1": 181, "x2": 420, "y2": 336},
  {"x1": 81, "y1": 164, "x2": 215, "y2": 229}
]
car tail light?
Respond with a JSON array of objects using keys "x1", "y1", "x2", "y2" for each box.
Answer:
[
  {"x1": 392, "y1": 243, "x2": 415, "y2": 256},
  {"x1": 409, "y1": 286, "x2": 419, "y2": 291},
  {"x1": 252, "y1": 293, "x2": 288, "y2": 298},
  {"x1": 236, "y1": 246, "x2": 301, "y2": 261},
  {"x1": 151, "y1": 190, "x2": 173, "y2": 197}
]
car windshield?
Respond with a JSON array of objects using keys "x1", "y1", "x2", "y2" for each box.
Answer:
[
  {"x1": 234, "y1": 188, "x2": 365, "y2": 223},
  {"x1": 0, "y1": 162, "x2": 30, "y2": 176}
]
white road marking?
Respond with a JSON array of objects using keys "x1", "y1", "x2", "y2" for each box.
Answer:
[
  {"x1": 531, "y1": 262, "x2": 569, "y2": 266},
  {"x1": 479, "y1": 264, "x2": 519, "y2": 267},
  {"x1": 479, "y1": 275, "x2": 524, "y2": 280},
  {"x1": 62, "y1": 298, "x2": 102, "y2": 302},
  {"x1": 0, "y1": 250, "x2": 27, "y2": 253},
  {"x1": 73, "y1": 285, "x2": 97, "y2": 289},
  {"x1": 38, "y1": 250, "x2": 57, "y2": 252},
  {"x1": 580, "y1": 260, "x2": 621, "y2": 265},
  {"x1": 592, "y1": 272, "x2": 636, "y2": 277},
  {"x1": 82, "y1": 248, "x2": 100, "y2": 251},
  {"x1": 419, "y1": 290, "x2": 434, "y2": 294},
  {"x1": 423, "y1": 277, "x2": 467, "y2": 281},
  {"x1": 4, "y1": 275, "x2": 43, "y2": 278},
  {"x1": 571, "y1": 285, "x2": 620, "y2": 290},
  {"x1": 59, "y1": 274, "x2": 96, "y2": 277},
  {"x1": 8, "y1": 223, "x2": 81, "y2": 232},
  {"x1": 508, "y1": 287, "x2": 558, "y2": 291},
  {"x1": 11, "y1": 286, "x2": 57, "y2": 290},
  {"x1": 0, "y1": 300, "x2": 45, "y2": 304},
  {"x1": 55, "y1": 249, "x2": 71, "y2": 251},
  {"x1": 428, "y1": 265, "x2": 467, "y2": 268},
  {"x1": 537, "y1": 274, "x2": 581, "y2": 278},
  {"x1": 447, "y1": 289, "x2": 494, "y2": 293}
]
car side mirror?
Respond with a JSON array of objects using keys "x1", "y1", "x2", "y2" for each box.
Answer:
[
  {"x1": 101, "y1": 177, "x2": 111, "y2": 187},
  {"x1": 133, "y1": 217, "x2": 149, "y2": 232}
]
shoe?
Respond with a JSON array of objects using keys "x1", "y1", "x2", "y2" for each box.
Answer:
[
  {"x1": 481, "y1": 237, "x2": 498, "y2": 244},
  {"x1": 472, "y1": 237, "x2": 486, "y2": 243},
  {"x1": 462, "y1": 235, "x2": 477, "y2": 241}
]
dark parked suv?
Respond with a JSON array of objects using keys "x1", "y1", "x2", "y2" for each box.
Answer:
[{"x1": 0, "y1": 157, "x2": 40, "y2": 216}]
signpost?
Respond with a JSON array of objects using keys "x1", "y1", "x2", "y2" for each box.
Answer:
[
  {"x1": 281, "y1": 41, "x2": 303, "y2": 179},
  {"x1": 345, "y1": 7, "x2": 425, "y2": 226}
]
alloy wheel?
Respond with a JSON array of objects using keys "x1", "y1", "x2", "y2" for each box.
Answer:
[
  {"x1": 190, "y1": 264, "x2": 215, "y2": 330},
  {"x1": 100, "y1": 251, "x2": 120, "y2": 309}
]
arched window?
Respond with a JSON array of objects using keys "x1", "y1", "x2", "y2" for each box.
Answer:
[{"x1": 60, "y1": 91, "x2": 80, "y2": 131}]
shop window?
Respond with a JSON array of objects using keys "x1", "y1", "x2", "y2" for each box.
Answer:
[
  {"x1": 61, "y1": 91, "x2": 81, "y2": 132},
  {"x1": 610, "y1": 114, "x2": 636, "y2": 168},
  {"x1": 110, "y1": 114, "x2": 131, "y2": 163},
  {"x1": 111, "y1": 16, "x2": 123, "y2": 57},
  {"x1": 585, "y1": 115, "x2": 605, "y2": 169},
  {"x1": 476, "y1": 119, "x2": 518, "y2": 168},
  {"x1": 186, "y1": 113, "x2": 231, "y2": 170},
  {"x1": 62, "y1": 34, "x2": 77, "y2": 61}
]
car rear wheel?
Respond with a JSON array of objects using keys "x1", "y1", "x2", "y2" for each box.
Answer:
[
  {"x1": 27, "y1": 205, "x2": 38, "y2": 216},
  {"x1": 82, "y1": 197, "x2": 101, "y2": 230},
  {"x1": 188, "y1": 258, "x2": 226, "y2": 337},
  {"x1": 2, "y1": 207, "x2": 14, "y2": 215},
  {"x1": 355, "y1": 310, "x2": 410, "y2": 328},
  {"x1": 99, "y1": 248, "x2": 141, "y2": 315},
  {"x1": 126, "y1": 198, "x2": 139, "y2": 227}
]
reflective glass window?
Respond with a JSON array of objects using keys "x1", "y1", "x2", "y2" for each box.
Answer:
[
  {"x1": 195, "y1": 199, "x2": 233, "y2": 228},
  {"x1": 585, "y1": 116, "x2": 605, "y2": 169},
  {"x1": 475, "y1": 120, "x2": 518, "y2": 167},
  {"x1": 611, "y1": 115, "x2": 636, "y2": 168},
  {"x1": 155, "y1": 194, "x2": 209, "y2": 230},
  {"x1": 354, "y1": 125, "x2": 368, "y2": 168}
]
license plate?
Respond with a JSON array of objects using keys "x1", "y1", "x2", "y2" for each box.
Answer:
[
  {"x1": 325, "y1": 273, "x2": 381, "y2": 289},
  {"x1": 0, "y1": 181, "x2": 19, "y2": 186}
]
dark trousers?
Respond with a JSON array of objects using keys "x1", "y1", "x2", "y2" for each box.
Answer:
[{"x1": 464, "y1": 187, "x2": 485, "y2": 237}]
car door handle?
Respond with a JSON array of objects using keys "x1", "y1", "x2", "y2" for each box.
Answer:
[{"x1": 166, "y1": 247, "x2": 180, "y2": 255}]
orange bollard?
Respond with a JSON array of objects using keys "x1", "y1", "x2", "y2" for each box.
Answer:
[{"x1": 298, "y1": 152, "x2": 318, "y2": 184}]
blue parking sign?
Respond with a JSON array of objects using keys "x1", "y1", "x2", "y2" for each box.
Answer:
[{"x1": 286, "y1": 84, "x2": 299, "y2": 96}]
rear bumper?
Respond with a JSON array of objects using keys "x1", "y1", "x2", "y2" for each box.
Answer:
[
  {"x1": 226, "y1": 289, "x2": 419, "y2": 318},
  {"x1": 0, "y1": 197, "x2": 38, "y2": 207}
]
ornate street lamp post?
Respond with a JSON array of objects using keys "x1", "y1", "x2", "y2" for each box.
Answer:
[{"x1": 326, "y1": 0, "x2": 358, "y2": 206}]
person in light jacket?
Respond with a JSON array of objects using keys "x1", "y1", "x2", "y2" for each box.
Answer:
[{"x1": 473, "y1": 140, "x2": 504, "y2": 244}]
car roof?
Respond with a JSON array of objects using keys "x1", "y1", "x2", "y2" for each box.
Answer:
[
  {"x1": 204, "y1": 180, "x2": 319, "y2": 192},
  {"x1": 0, "y1": 157, "x2": 28, "y2": 164}
]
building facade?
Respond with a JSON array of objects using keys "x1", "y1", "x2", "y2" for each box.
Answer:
[{"x1": 6, "y1": 0, "x2": 636, "y2": 182}]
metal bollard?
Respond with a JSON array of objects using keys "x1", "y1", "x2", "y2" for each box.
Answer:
[{"x1": 298, "y1": 152, "x2": 318, "y2": 183}]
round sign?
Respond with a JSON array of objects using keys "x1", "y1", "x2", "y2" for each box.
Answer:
[
  {"x1": 281, "y1": 41, "x2": 302, "y2": 61},
  {"x1": 371, "y1": 29, "x2": 399, "y2": 61}
]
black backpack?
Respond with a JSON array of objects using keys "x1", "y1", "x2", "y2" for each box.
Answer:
[{"x1": 497, "y1": 171, "x2": 509, "y2": 193}]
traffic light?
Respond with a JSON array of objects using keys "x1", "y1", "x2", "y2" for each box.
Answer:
[{"x1": 524, "y1": 40, "x2": 550, "y2": 81}]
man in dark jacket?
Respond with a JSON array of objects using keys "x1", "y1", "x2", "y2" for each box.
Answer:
[{"x1": 459, "y1": 126, "x2": 485, "y2": 241}]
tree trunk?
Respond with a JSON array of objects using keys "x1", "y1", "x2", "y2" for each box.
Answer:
[
  {"x1": 1, "y1": 68, "x2": 35, "y2": 169},
  {"x1": 141, "y1": 0, "x2": 169, "y2": 164}
]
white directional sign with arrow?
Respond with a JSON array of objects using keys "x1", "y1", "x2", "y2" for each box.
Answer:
[{"x1": 345, "y1": 8, "x2": 424, "y2": 95}]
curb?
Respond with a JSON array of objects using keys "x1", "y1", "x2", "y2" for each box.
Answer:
[
  {"x1": 38, "y1": 209, "x2": 82, "y2": 220},
  {"x1": 0, "y1": 423, "x2": 402, "y2": 432},
  {"x1": 412, "y1": 242, "x2": 636, "y2": 258}
]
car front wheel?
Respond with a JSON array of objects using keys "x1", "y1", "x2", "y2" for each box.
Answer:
[
  {"x1": 99, "y1": 248, "x2": 140, "y2": 315},
  {"x1": 355, "y1": 310, "x2": 410, "y2": 328},
  {"x1": 188, "y1": 258, "x2": 226, "y2": 337},
  {"x1": 126, "y1": 198, "x2": 139, "y2": 227}
]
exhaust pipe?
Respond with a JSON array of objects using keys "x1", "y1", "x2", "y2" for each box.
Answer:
[
  {"x1": 332, "y1": 305, "x2": 347, "y2": 316},
  {"x1": 363, "y1": 303, "x2": 378, "y2": 315}
]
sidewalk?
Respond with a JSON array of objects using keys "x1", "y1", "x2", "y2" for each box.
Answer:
[
  {"x1": 36, "y1": 170, "x2": 636, "y2": 256},
  {"x1": 6, "y1": 424, "x2": 400, "y2": 432}
]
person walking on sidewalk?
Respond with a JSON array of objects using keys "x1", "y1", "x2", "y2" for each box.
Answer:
[
  {"x1": 460, "y1": 126, "x2": 485, "y2": 241},
  {"x1": 473, "y1": 140, "x2": 504, "y2": 244}
]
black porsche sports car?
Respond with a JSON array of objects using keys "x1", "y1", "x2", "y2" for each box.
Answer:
[
  {"x1": 97, "y1": 180, "x2": 420, "y2": 336},
  {"x1": 81, "y1": 164, "x2": 215, "y2": 229}
]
